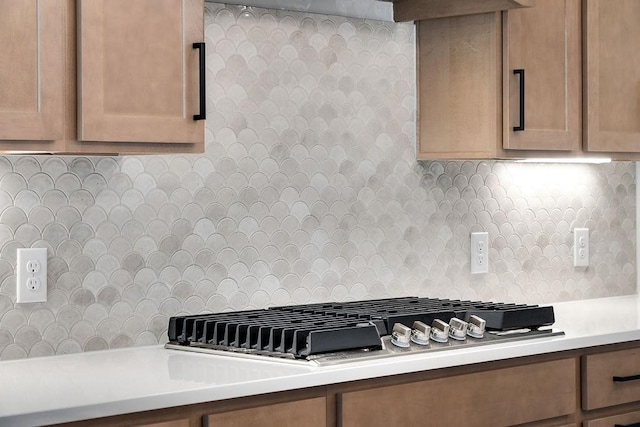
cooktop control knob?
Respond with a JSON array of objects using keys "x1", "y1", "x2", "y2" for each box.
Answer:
[
  {"x1": 410, "y1": 321, "x2": 430, "y2": 346},
  {"x1": 430, "y1": 319, "x2": 449, "y2": 343},
  {"x1": 391, "y1": 323, "x2": 411, "y2": 348},
  {"x1": 448, "y1": 318, "x2": 468, "y2": 341},
  {"x1": 467, "y1": 315, "x2": 486, "y2": 339}
]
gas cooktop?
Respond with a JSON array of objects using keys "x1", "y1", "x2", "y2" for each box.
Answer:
[{"x1": 165, "y1": 297, "x2": 563, "y2": 366}]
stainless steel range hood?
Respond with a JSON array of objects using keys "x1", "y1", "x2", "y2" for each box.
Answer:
[{"x1": 207, "y1": 0, "x2": 394, "y2": 22}]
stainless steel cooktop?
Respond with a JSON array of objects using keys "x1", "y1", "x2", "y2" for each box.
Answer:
[{"x1": 166, "y1": 297, "x2": 562, "y2": 366}]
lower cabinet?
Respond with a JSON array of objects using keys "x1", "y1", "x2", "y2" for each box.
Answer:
[
  {"x1": 141, "y1": 421, "x2": 190, "y2": 427},
  {"x1": 582, "y1": 347, "x2": 640, "y2": 410},
  {"x1": 54, "y1": 416, "x2": 193, "y2": 427},
  {"x1": 585, "y1": 411, "x2": 640, "y2": 427},
  {"x1": 204, "y1": 397, "x2": 326, "y2": 427},
  {"x1": 582, "y1": 347, "x2": 640, "y2": 427},
  {"x1": 584, "y1": 411, "x2": 640, "y2": 427},
  {"x1": 339, "y1": 359, "x2": 576, "y2": 427}
]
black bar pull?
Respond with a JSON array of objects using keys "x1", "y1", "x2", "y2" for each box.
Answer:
[
  {"x1": 193, "y1": 42, "x2": 206, "y2": 121},
  {"x1": 613, "y1": 374, "x2": 640, "y2": 382},
  {"x1": 614, "y1": 423, "x2": 640, "y2": 427},
  {"x1": 513, "y1": 69, "x2": 525, "y2": 132}
]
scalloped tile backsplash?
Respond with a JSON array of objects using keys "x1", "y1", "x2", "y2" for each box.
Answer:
[{"x1": 0, "y1": 4, "x2": 635, "y2": 360}]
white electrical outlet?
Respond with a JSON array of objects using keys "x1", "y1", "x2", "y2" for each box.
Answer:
[
  {"x1": 16, "y1": 248, "x2": 47, "y2": 303},
  {"x1": 574, "y1": 228, "x2": 589, "y2": 267},
  {"x1": 470, "y1": 232, "x2": 489, "y2": 274}
]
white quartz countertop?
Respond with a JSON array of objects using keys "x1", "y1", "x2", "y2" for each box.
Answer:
[{"x1": 2, "y1": 294, "x2": 640, "y2": 426}]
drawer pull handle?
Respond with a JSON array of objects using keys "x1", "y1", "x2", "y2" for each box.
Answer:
[
  {"x1": 513, "y1": 69, "x2": 525, "y2": 132},
  {"x1": 614, "y1": 423, "x2": 640, "y2": 427},
  {"x1": 193, "y1": 42, "x2": 206, "y2": 121},
  {"x1": 613, "y1": 374, "x2": 640, "y2": 383}
]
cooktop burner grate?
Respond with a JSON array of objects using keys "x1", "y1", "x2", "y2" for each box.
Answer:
[
  {"x1": 271, "y1": 297, "x2": 555, "y2": 334},
  {"x1": 167, "y1": 297, "x2": 556, "y2": 359}
]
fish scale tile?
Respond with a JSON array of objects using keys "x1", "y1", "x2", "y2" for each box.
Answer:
[{"x1": 0, "y1": 4, "x2": 636, "y2": 359}]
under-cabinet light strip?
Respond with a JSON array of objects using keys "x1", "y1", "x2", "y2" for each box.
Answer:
[{"x1": 515, "y1": 158, "x2": 612, "y2": 164}]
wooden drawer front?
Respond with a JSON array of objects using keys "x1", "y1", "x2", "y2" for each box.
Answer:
[
  {"x1": 139, "y1": 421, "x2": 190, "y2": 427},
  {"x1": 205, "y1": 397, "x2": 326, "y2": 427},
  {"x1": 583, "y1": 348, "x2": 640, "y2": 410},
  {"x1": 340, "y1": 358, "x2": 576, "y2": 427},
  {"x1": 585, "y1": 410, "x2": 640, "y2": 427}
]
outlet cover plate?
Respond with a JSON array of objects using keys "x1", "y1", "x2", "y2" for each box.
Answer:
[
  {"x1": 16, "y1": 248, "x2": 47, "y2": 303},
  {"x1": 574, "y1": 228, "x2": 589, "y2": 267},
  {"x1": 470, "y1": 232, "x2": 489, "y2": 274}
]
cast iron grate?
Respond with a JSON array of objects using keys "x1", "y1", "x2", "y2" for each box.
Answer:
[{"x1": 167, "y1": 297, "x2": 555, "y2": 358}]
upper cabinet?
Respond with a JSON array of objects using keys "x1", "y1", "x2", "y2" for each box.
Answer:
[
  {"x1": 584, "y1": 0, "x2": 640, "y2": 153},
  {"x1": 0, "y1": 0, "x2": 204, "y2": 155},
  {"x1": 417, "y1": 0, "x2": 582, "y2": 159},
  {"x1": 416, "y1": 0, "x2": 640, "y2": 160},
  {"x1": 0, "y1": 1, "x2": 66, "y2": 148}
]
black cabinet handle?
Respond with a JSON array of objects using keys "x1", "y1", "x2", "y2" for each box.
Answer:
[
  {"x1": 513, "y1": 69, "x2": 525, "y2": 132},
  {"x1": 613, "y1": 374, "x2": 640, "y2": 382},
  {"x1": 193, "y1": 42, "x2": 206, "y2": 121},
  {"x1": 614, "y1": 423, "x2": 640, "y2": 427}
]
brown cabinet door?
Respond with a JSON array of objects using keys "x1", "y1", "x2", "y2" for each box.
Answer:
[
  {"x1": 586, "y1": 411, "x2": 640, "y2": 427},
  {"x1": 582, "y1": 347, "x2": 640, "y2": 410},
  {"x1": 416, "y1": 12, "x2": 502, "y2": 159},
  {"x1": 584, "y1": 0, "x2": 640, "y2": 152},
  {"x1": 340, "y1": 358, "x2": 576, "y2": 427},
  {"x1": 205, "y1": 397, "x2": 326, "y2": 427},
  {"x1": 78, "y1": 0, "x2": 204, "y2": 146},
  {"x1": 138, "y1": 420, "x2": 191, "y2": 427},
  {"x1": 0, "y1": 0, "x2": 65, "y2": 141},
  {"x1": 503, "y1": 0, "x2": 581, "y2": 151}
]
